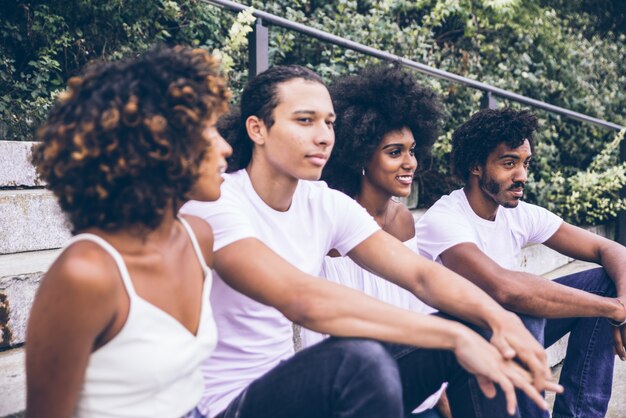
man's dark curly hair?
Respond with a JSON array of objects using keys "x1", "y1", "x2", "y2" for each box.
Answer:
[
  {"x1": 32, "y1": 46, "x2": 230, "y2": 233},
  {"x1": 451, "y1": 108, "x2": 538, "y2": 183},
  {"x1": 321, "y1": 65, "x2": 442, "y2": 198},
  {"x1": 218, "y1": 65, "x2": 324, "y2": 171}
]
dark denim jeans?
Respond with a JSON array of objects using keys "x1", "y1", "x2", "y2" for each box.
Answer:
[
  {"x1": 214, "y1": 337, "x2": 404, "y2": 418},
  {"x1": 212, "y1": 334, "x2": 517, "y2": 418},
  {"x1": 513, "y1": 268, "x2": 615, "y2": 418},
  {"x1": 386, "y1": 337, "x2": 521, "y2": 418}
]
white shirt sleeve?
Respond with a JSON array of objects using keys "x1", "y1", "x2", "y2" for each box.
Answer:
[
  {"x1": 326, "y1": 188, "x2": 380, "y2": 256},
  {"x1": 517, "y1": 201, "x2": 563, "y2": 245},
  {"x1": 415, "y1": 202, "x2": 477, "y2": 261},
  {"x1": 180, "y1": 195, "x2": 258, "y2": 252}
]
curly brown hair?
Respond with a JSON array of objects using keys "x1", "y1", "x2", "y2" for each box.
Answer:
[{"x1": 32, "y1": 46, "x2": 230, "y2": 233}]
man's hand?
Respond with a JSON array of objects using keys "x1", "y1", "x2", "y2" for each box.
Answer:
[
  {"x1": 453, "y1": 326, "x2": 560, "y2": 415},
  {"x1": 487, "y1": 311, "x2": 563, "y2": 395}
]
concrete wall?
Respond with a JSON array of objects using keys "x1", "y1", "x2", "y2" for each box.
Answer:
[{"x1": 0, "y1": 140, "x2": 616, "y2": 417}]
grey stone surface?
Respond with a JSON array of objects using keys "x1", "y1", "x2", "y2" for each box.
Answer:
[
  {"x1": 0, "y1": 250, "x2": 60, "y2": 278},
  {"x1": 0, "y1": 141, "x2": 42, "y2": 188},
  {"x1": 0, "y1": 189, "x2": 71, "y2": 255},
  {"x1": 518, "y1": 243, "x2": 573, "y2": 276},
  {"x1": 0, "y1": 348, "x2": 25, "y2": 417},
  {"x1": 1, "y1": 272, "x2": 44, "y2": 348}
]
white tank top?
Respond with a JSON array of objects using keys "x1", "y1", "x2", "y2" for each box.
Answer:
[{"x1": 71, "y1": 218, "x2": 217, "y2": 418}]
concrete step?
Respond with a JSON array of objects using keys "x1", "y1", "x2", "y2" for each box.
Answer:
[
  {"x1": 0, "y1": 250, "x2": 59, "y2": 349},
  {"x1": 0, "y1": 141, "x2": 41, "y2": 188},
  {"x1": 0, "y1": 348, "x2": 24, "y2": 417},
  {"x1": 0, "y1": 189, "x2": 70, "y2": 255}
]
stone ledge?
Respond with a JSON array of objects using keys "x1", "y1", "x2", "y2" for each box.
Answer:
[
  {"x1": 0, "y1": 189, "x2": 70, "y2": 255},
  {"x1": 0, "y1": 250, "x2": 60, "y2": 278},
  {"x1": 1, "y1": 272, "x2": 44, "y2": 349},
  {"x1": 0, "y1": 347, "x2": 25, "y2": 417},
  {"x1": 0, "y1": 141, "x2": 42, "y2": 188},
  {"x1": 0, "y1": 251, "x2": 58, "y2": 349}
]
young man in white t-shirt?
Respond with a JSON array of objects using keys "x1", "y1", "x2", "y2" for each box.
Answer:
[
  {"x1": 415, "y1": 108, "x2": 626, "y2": 418},
  {"x1": 181, "y1": 66, "x2": 561, "y2": 418}
]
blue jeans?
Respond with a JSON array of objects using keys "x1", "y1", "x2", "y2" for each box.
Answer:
[
  {"x1": 212, "y1": 334, "x2": 516, "y2": 418},
  {"x1": 386, "y1": 334, "x2": 522, "y2": 418},
  {"x1": 213, "y1": 337, "x2": 404, "y2": 418},
  {"x1": 514, "y1": 268, "x2": 615, "y2": 418}
]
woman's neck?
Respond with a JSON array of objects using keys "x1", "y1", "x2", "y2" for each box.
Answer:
[{"x1": 355, "y1": 184, "x2": 394, "y2": 229}]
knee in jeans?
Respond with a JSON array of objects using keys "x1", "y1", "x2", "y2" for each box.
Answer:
[
  {"x1": 594, "y1": 268, "x2": 616, "y2": 296},
  {"x1": 334, "y1": 339, "x2": 401, "y2": 389}
]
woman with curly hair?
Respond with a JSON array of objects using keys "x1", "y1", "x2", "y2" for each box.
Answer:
[
  {"x1": 25, "y1": 46, "x2": 231, "y2": 418},
  {"x1": 300, "y1": 65, "x2": 450, "y2": 418}
]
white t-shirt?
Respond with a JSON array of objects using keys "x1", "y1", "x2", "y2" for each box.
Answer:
[
  {"x1": 180, "y1": 169, "x2": 380, "y2": 417},
  {"x1": 300, "y1": 235, "x2": 444, "y2": 413},
  {"x1": 415, "y1": 189, "x2": 562, "y2": 269}
]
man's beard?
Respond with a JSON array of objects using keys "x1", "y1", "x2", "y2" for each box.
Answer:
[{"x1": 479, "y1": 175, "x2": 524, "y2": 208}]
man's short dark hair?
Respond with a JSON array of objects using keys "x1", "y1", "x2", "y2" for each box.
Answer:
[
  {"x1": 451, "y1": 108, "x2": 538, "y2": 182},
  {"x1": 322, "y1": 65, "x2": 442, "y2": 198},
  {"x1": 218, "y1": 65, "x2": 325, "y2": 172}
]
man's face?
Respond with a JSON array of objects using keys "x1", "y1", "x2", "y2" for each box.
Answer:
[
  {"x1": 258, "y1": 78, "x2": 336, "y2": 181},
  {"x1": 477, "y1": 139, "x2": 532, "y2": 209}
]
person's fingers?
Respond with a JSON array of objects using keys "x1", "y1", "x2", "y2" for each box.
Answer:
[
  {"x1": 493, "y1": 370, "x2": 518, "y2": 416},
  {"x1": 504, "y1": 362, "x2": 548, "y2": 412},
  {"x1": 545, "y1": 381, "x2": 564, "y2": 394},
  {"x1": 476, "y1": 375, "x2": 497, "y2": 399},
  {"x1": 490, "y1": 334, "x2": 516, "y2": 360}
]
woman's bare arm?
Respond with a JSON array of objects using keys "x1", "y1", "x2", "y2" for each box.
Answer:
[{"x1": 26, "y1": 243, "x2": 119, "y2": 418}]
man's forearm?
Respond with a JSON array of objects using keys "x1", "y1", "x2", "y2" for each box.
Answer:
[
  {"x1": 496, "y1": 270, "x2": 623, "y2": 321},
  {"x1": 413, "y1": 260, "x2": 515, "y2": 331}
]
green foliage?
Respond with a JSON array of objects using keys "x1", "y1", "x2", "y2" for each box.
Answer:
[
  {"x1": 2, "y1": 0, "x2": 625, "y2": 224},
  {"x1": 527, "y1": 130, "x2": 626, "y2": 224},
  {"x1": 0, "y1": 0, "x2": 232, "y2": 139}
]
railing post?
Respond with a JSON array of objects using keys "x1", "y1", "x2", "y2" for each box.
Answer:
[
  {"x1": 481, "y1": 91, "x2": 497, "y2": 109},
  {"x1": 618, "y1": 140, "x2": 626, "y2": 245},
  {"x1": 248, "y1": 17, "x2": 269, "y2": 78}
]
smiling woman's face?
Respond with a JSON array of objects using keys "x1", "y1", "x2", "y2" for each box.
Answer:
[{"x1": 364, "y1": 127, "x2": 417, "y2": 197}]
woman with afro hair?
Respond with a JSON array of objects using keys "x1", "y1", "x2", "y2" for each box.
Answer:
[
  {"x1": 301, "y1": 65, "x2": 450, "y2": 418},
  {"x1": 25, "y1": 46, "x2": 231, "y2": 418}
]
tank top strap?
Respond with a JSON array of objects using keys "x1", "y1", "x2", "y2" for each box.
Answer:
[
  {"x1": 177, "y1": 216, "x2": 210, "y2": 275},
  {"x1": 66, "y1": 233, "x2": 137, "y2": 297}
]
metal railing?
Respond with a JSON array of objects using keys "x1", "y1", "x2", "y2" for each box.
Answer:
[
  {"x1": 204, "y1": 0, "x2": 624, "y2": 131},
  {"x1": 203, "y1": 0, "x2": 626, "y2": 243}
]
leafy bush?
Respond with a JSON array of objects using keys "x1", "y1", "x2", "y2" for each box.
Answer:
[{"x1": 0, "y1": 0, "x2": 231, "y2": 139}]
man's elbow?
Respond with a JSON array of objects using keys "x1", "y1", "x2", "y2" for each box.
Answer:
[
  {"x1": 278, "y1": 284, "x2": 327, "y2": 327},
  {"x1": 491, "y1": 285, "x2": 528, "y2": 311}
]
